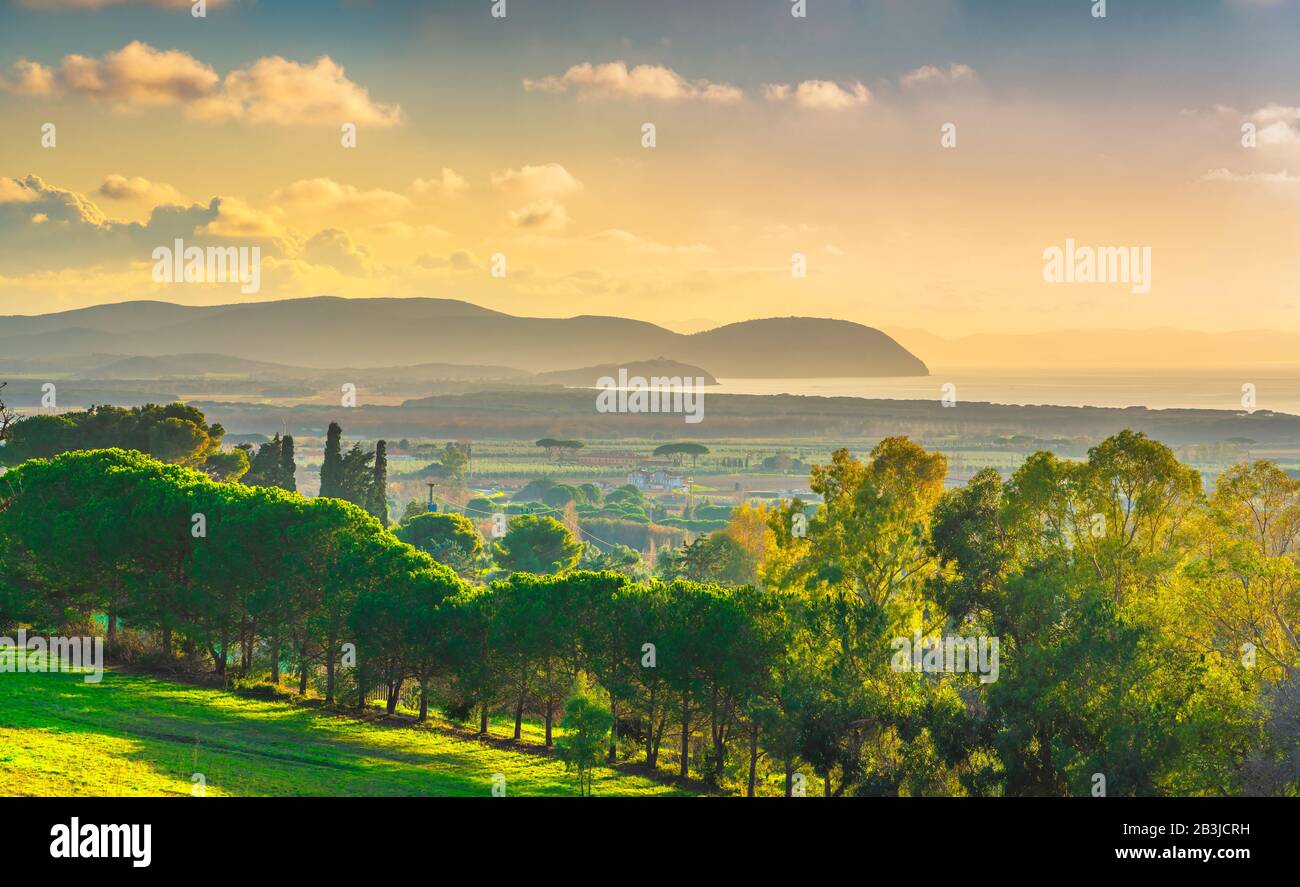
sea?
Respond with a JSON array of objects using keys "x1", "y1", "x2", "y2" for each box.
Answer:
[{"x1": 714, "y1": 368, "x2": 1300, "y2": 415}]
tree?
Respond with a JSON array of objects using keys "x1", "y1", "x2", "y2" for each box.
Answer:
[
  {"x1": 203, "y1": 447, "x2": 250, "y2": 483},
  {"x1": 1185, "y1": 460, "x2": 1299, "y2": 680},
  {"x1": 350, "y1": 542, "x2": 465, "y2": 716},
  {"x1": 369, "y1": 440, "x2": 389, "y2": 526},
  {"x1": 0, "y1": 381, "x2": 16, "y2": 445},
  {"x1": 659, "y1": 534, "x2": 749, "y2": 585},
  {"x1": 653, "y1": 442, "x2": 710, "y2": 467},
  {"x1": 542, "y1": 484, "x2": 583, "y2": 509},
  {"x1": 580, "y1": 542, "x2": 644, "y2": 577},
  {"x1": 279, "y1": 435, "x2": 297, "y2": 492},
  {"x1": 723, "y1": 502, "x2": 773, "y2": 586},
  {"x1": 0, "y1": 402, "x2": 228, "y2": 470},
  {"x1": 492, "y1": 514, "x2": 582, "y2": 575},
  {"x1": 243, "y1": 434, "x2": 296, "y2": 491},
  {"x1": 557, "y1": 679, "x2": 615, "y2": 796},
  {"x1": 436, "y1": 586, "x2": 503, "y2": 735},
  {"x1": 399, "y1": 499, "x2": 428, "y2": 524},
  {"x1": 764, "y1": 438, "x2": 946, "y2": 605},
  {"x1": 339, "y1": 443, "x2": 375, "y2": 508},
  {"x1": 395, "y1": 512, "x2": 486, "y2": 579},
  {"x1": 440, "y1": 442, "x2": 469, "y2": 480},
  {"x1": 319, "y1": 422, "x2": 344, "y2": 499},
  {"x1": 536, "y1": 439, "x2": 584, "y2": 461}
]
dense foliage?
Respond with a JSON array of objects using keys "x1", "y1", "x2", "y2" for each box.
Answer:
[{"x1": 0, "y1": 434, "x2": 1295, "y2": 796}]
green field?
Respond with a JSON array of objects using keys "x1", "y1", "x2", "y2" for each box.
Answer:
[{"x1": 0, "y1": 665, "x2": 688, "y2": 797}]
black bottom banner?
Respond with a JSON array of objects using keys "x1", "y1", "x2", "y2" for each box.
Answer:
[{"x1": 3, "y1": 796, "x2": 1285, "y2": 873}]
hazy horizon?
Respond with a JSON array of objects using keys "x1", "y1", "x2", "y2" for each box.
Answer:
[{"x1": 3, "y1": 0, "x2": 1300, "y2": 342}]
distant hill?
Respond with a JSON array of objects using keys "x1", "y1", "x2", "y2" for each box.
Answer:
[
  {"x1": 84, "y1": 353, "x2": 528, "y2": 383},
  {"x1": 0, "y1": 296, "x2": 929, "y2": 378},
  {"x1": 536, "y1": 358, "x2": 719, "y2": 387}
]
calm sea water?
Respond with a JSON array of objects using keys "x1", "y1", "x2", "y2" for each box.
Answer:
[{"x1": 716, "y1": 368, "x2": 1300, "y2": 415}]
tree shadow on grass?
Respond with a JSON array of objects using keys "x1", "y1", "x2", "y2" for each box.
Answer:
[{"x1": 2, "y1": 671, "x2": 577, "y2": 796}]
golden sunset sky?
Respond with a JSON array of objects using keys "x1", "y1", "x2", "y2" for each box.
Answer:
[{"x1": 1, "y1": 0, "x2": 1299, "y2": 338}]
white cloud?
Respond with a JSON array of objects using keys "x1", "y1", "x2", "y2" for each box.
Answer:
[
  {"x1": 269, "y1": 178, "x2": 412, "y2": 215},
  {"x1": 195, "y1": 197, "x2": 291, "y2": 242},
  {"x1": 0, "y1": 60, "x2": 57, "y2": 96},
  {"x1": 192, "y1": 55, "x2": 402, "y2": 127},
  {"x1": 412, "y1": 168, "x2": 469, "y2": 197},
  {"x1": 899, "y1": 63, "x2": 975, "y2": 89},
  {"x1": 1248, "y1": 105, "x2": 1300, "y2": 145},
  {"x1": 524, "y1": 61, "x2": 742, "y2": 103},
  {"x1": 2, "y1": 42, "x2": 401, "y2": 127},
  {"x1": 302, "y1": 228, "x2": 375, "y2": 276},
  {"x1": 763, "y1": 80, "x2": 871, "y2": 110},
  {"x1": 59, "y1": 41, "x2": 220, "y2": 105},
  {"x1": 489, "y1": 163, "x2": 583, "y2": 198},
  {"x1": 99, "y1": 174, "x2": 184, "y2": 205}
]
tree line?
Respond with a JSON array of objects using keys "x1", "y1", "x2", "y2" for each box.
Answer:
[{"x1": 0, "y1": 432, "x2": 1294, "y2": 795}]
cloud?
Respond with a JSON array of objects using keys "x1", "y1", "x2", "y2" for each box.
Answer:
[
  {"x1": 99, "y1": 174, "x2": 184, "y2": 204},
  {"x1": 0, "y1": 175, "x2": 391, "y2": 285},
  {"x1": 416, "y1": 250, "x2": 481, "y2": 272},
  {"x1": 0, "y1": 60, "x2": 57, "y2": 96},
  {"x1": 411, "y1": 168, "x2": 469, "y2": 197},
  {"x1": 195, "y1": 197, "x2": 289, "y2": 242},
  {"x1": 302, "y1": 228, "x2": 375, "y2": 276},
  {"x1": 57, "y1": 41, "x2": 220, "y2": 105},
  {"x1": 0, "y1": 177, "x2": 44, "y2": 204},
  {"x1": 507, "y1": 198, "x2": 571, "y2": 232},
  {"x1": 524, "y1": 61, "x2": 742, "y2": 103},
  {"x1": 192, "y1": 55, "x2": 402, "y2": 127},
  {"x1": 1247, "y1": 105, "x2": 1300, "y2": 145},
  {"x1": 763, "y1": 80, "x2": 871, "y2": 110},
  {"x1": 1200, "y1": 168, "x2": 1300, "y2": 184},
  {"x1": 269, "y1": 178, "x2": 411, "y2": 215},
  {"x1": 2, "y1": 42, "x2": 401, "y2": 127},
  {"x1": 490, "y1": 163, "x2": 583, "y2": 198},
  {"x1": 0, "y1": 174, "x2": 229, "y2": 273},
  {"x1": 899, "y1": 63, "x2": 975, "y2": 89}
]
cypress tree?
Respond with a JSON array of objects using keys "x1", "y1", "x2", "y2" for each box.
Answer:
[
  {"x1": 280, "y1": 434, "x2": 297, "y2": 492},
  {"x1": 369, "y1": 440, "x2": 389, "y2": 526},
  {"x1": 319, "y1": 422, "x2": 344, "y2": 498}
]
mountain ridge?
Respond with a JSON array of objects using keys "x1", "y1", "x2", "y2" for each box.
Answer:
[{"x1": 0, "y1": 296, "x2": 928, "y2": 378}]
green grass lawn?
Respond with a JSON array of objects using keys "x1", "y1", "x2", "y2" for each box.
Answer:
[{"x1": 0, "y1": 664, "x2": 688, "y2": 797}]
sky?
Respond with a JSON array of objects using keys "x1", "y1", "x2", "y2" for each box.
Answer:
[{"x1": 1, "y1": 0, "x2": 1299, "y2": 337}]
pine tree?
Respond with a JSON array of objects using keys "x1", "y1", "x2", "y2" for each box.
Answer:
[{"x1": 319, "y1": 422, "x2": 344, "y2": 498}]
